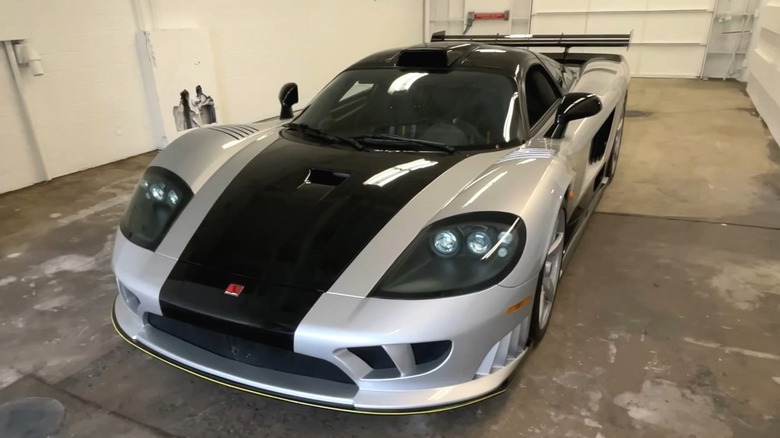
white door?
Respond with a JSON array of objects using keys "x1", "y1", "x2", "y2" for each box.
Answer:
[{"x1": 0, "y1": 47, "x2": 45, "y2": 194}]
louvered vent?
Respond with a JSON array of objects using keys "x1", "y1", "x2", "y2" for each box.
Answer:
[
  {"x1": 474, "y1": 320, "x2": 529, "y2": 378},
  {"x1": 496, "y1": 148, "x2": 555, "y2": 164},
  {"x1": 207, "y1": 124, "x2": 260, "y2": 140}
]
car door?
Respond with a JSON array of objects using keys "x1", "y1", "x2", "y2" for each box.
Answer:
[{"x1": 524, "y1": 61, "x2": 609, "y2": 213}]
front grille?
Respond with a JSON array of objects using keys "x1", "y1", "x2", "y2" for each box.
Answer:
[{"x1": 147, "y1": 314, "x2": 354, "y2": 385}]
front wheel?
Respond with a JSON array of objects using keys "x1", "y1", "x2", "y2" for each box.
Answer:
[{"x1": 529, "y1": 209, "x2": 566, "y2": 343}]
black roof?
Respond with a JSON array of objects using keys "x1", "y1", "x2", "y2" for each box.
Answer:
[{"x1": 346, "y1": 42, "x2": 541, "y2": 78}]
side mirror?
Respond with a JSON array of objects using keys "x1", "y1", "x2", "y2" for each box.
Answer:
[
  {"x1": 549, "y1": 92, "x2": 602, "y2": 139},
  {"x1": 278, "y1": 82, "x2": 299, "y2": 119}
]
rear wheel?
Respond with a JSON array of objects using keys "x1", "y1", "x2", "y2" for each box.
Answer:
[{"x1": 529, "y1": 209, "x2": 566, "y2": 343}]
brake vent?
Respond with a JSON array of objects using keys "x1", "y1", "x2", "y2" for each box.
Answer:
[
  {"x1": 346, "y1": 341, "x2": 451, "y2": 379},
  {"x1": 207, "y1": 124, "x2": 260, "y2": 140},
  {"x1": 475, "y1": 321, "x2": 529, "y2": 378}
]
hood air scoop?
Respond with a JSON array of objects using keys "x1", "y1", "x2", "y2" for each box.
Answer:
[{"x1": 297, "y1": 169, "x2": 350, "y2": 201}]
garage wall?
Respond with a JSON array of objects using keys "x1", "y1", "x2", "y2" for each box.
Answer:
[
  {"x1": 0, "y1": 0, "x2": 154, "y2": 193},
  {"x1": 0, "y1": 0, "x2": 423, "y2": 194},
  {"x1": 530, "y1": 0, "x2": 717, "y2": 77},
  {"x1": 746, "y1": 0, "x2": 780, "y2": 141},
  {"x1": 0, "y1": 46, "x2": 46, "y2": 193},
  {"x1": 427, "y1": 0, "x2": 532, "y2": 37},
  {"x1": 147, "y1": 0, "x2": 424, "y2": 124}
]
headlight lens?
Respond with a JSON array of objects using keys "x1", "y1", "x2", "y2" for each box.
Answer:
[
  {"x1": 372, "y1": 212, "x2": 526, "y2": 299},
  {"x1": 466, "y1": 231, "x2": 491, "y2": 255},
  {"x1": 431, "y1": 230, "x2": 459, "y2": 257},
  {"x1": 119, "y1": 167, "x2": 193, "y2": 251}
]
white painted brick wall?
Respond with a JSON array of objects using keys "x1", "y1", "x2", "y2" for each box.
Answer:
[
  {"x1": 0, "y1": 0, "x2": 424, "y2": 193},
  {"x1": 150, "y1": 0, "x2": 424, "y2": 123},
  {"x1": 1, "y1": 0, "x2": 155, "y2": 191},
  {"x1": 0, "y1": 51, "x2": 43, "y2": 193},
  {"x1": 747, "y1": 0, "x2": 780, "y2": 142}
]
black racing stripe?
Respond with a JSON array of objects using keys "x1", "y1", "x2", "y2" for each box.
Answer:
[
  {"x1": 160, "y1": 264, "x2": 320, "y2": 350},
  {"x1": 160, "y1": 136, "x2": 468, "y2": 349}
]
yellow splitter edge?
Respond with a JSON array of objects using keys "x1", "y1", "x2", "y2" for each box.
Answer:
[{"x1": 111, "y1": 309, "x2": 509, "y2": 415}]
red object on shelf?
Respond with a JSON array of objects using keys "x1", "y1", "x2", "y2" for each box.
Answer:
[{"x1": 473, "y1": 12, "x2": 508, "y2": 20}]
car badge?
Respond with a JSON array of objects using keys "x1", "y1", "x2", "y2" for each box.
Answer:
[{"x1": 224, "y1": 283, "x2": 245, "y2": 297}]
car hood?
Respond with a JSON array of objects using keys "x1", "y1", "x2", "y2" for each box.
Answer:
[{"x1": 173, "y1": 134, "x2": 469, "y2": 292}]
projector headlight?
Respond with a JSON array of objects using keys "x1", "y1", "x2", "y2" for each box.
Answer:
[
  {"x1": 466, "y1": 230, "x2": 492, "y2": 255},
  {"x1": 431, "y1": 230, "x2": 459, "y2": 257},
  {"x1": 119, "y1": 167, "x2": 193, "y2": 251},
  {"x1": 372, "y1": 212, "x2": 526, "y2": 299}
]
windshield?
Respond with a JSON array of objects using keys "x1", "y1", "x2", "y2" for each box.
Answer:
[{"x1": 293, "y1": 69, "x2": 521, "y2": 150}]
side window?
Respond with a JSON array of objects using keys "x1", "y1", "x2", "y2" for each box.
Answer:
[{"x1": 524, "y1": 66, "x2": 561, "y2": 128}]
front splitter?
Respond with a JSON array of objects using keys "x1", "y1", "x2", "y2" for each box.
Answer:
[{"x1": 111, "y1": 307, "x2": 513, "y2": 415}]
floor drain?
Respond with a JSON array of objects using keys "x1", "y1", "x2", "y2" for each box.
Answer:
[{"x1": 0, "y1": 397, "x2": 66, "y2": 438}]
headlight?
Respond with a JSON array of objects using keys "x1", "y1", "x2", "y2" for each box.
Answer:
[
  {"x1": 371, "y1": 212, "x2": 526, "y2": 299},
  {"x1": 431, "y1": 230, "x2": 459, "y2": 257},
  {"x1": 119, "y1": 167, "x2": 193, "y2": 251}
]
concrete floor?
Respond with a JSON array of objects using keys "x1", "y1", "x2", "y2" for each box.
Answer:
[{"x1": 1, "y1": 78, "x2": 779, "y2": 437}]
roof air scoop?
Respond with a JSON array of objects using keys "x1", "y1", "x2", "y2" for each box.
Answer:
[{"x1": 396, "y1": 48, "x2": 451, "y2": 69}]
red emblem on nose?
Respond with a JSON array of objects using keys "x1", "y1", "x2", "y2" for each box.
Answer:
[{"x1": 224, "y1": 283, "x2": 244, "y2": 297}]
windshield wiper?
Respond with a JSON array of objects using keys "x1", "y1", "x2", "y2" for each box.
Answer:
[
  {"x1": 352, "y1": 134, "x2": 456, "y2": 154},
  {"x1": 284, "y1": 123, "x2": 364, "y2": 151}
]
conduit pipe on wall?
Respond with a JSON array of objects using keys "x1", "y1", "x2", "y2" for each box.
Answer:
[
  {"x1": 423, "y1": 0, "x2": 430, "y2": 42},
  {"x1": 3, "y1": 40, "x2": 50, "y2": 181}
]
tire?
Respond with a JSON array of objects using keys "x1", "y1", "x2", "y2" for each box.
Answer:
[{"x1": 529, "y1": 208, "x2": 566, "y2": 343}]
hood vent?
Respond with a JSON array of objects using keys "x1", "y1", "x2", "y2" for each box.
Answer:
[
  {"x1": 296, "y1": 169, "x2": 350, "y2": 202},
  {"x1": 207, "y1": 124, "x2": 260, "y2": 140},
  {"x1": 302, "y1": 169, "x2": 349, "y2": 187}
]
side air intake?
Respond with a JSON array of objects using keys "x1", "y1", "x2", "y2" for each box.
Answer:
[{"x1": 341, "y1": 341, "x2": 452, "y2": 379}]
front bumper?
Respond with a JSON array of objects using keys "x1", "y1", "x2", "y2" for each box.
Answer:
[{"x1": 112, "y1": 280, "x2": 535, "y2": 414}]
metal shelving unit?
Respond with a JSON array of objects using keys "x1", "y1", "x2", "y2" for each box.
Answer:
[{"x1": 701, "y1": 0, "x2": 757, "y2": 80}]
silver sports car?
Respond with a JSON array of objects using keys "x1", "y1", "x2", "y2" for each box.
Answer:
[{"x1": 112, "y1": 32, "x2": 630, "y2": 414}]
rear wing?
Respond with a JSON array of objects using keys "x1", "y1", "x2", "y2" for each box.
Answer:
[{"x1": 430, "y1": 31, "x2": 632, "y2": 50}]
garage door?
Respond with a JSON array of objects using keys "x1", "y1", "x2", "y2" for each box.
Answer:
[{"x1": 529, "y1": 0, "x2": 716, "y2": 78}]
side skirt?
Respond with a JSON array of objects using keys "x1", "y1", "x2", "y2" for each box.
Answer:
[{"x1": 561, "y1": 181, "x2": 607, "y2": 272}]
